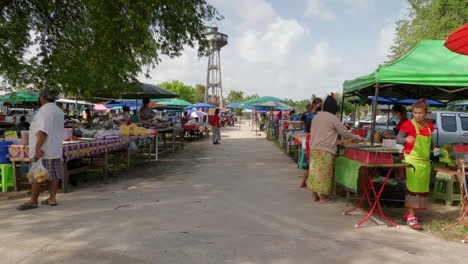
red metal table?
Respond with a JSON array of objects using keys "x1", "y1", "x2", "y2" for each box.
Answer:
[{"x1": 343, "y1": 159, "x2": 411, "y2": 228}]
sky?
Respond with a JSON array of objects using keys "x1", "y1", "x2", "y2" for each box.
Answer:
[{"x1": 141, "y1": 0, "x2": 409, "y2": 101}]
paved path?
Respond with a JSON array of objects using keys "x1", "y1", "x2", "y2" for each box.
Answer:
[{"x1": 1, "y1": 121, "x2": 467, "y2": 264}]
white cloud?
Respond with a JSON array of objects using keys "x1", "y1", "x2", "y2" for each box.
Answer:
[
  {"x1": 304, "y1": 0, "x2": 336, "y2": 21},
  {"x1": 376, "y1": 24, "x2": 396, "y2": 62},
  {"x1": 236, "y1": 17, "x2": 304, "y2": 65},
  {"x1": 140, "y1": 0, "x2": 346, "y2": 100}
]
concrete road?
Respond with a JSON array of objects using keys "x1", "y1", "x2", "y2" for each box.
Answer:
[{"x1": 1, "y1": 121, "x2": 467, "y2": 264}]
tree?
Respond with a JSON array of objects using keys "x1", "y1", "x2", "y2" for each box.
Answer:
[
  {"x1": 158, "y1": 81, "x2": 195, "y2": 103},
  {"x1": 387, "y1": 0, "x2": 467, "y2": 63},
  {"x1": 244, "y1": 93, "x2": 259, "y2": 102},
  {"x1": 194, "y1": 84, "x2": 205, "y2": 103},
  {"x1": 0, "y1": 1, "x2": 218, "y2": 99},
  {"x1": 333, "y1": 92, "x2": 354, "y2": 117},
  {"x1": 225, "y1": 90, "x2": 244, "y2": 105}
]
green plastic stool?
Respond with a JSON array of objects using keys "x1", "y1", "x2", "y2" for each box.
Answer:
[
  {"x1": 298, "y1": 149, "x2": 307, "y2": 169},
  {"x1": 432, "y1": 171, "x2": 462, "y2": 206},
  {"x1": 0, "y1": 164, "x2": 14, "y2": 193}
]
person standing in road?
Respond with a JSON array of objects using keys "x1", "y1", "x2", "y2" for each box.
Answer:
[
  {"x1": 211, "y1": 109, "x2": 221, "y2": 144},
  {"x1": 306, "y1": 95, "x2": 363, "y2": 202},
  {"x1": 300, "y1": 97, "x2": 322, "y2": 188},
  {"x1": 396, "y1": 99, "x2": 438, "y2": 229},
  {"x1": 17, "y1": 87, "x2": 65, "y2": 210}
]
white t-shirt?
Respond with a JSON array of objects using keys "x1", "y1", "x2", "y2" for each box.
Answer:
[{"x1": 29, "y1": 103, "x2": 65, "y2": 159}]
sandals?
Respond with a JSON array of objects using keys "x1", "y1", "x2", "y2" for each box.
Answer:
[
  {"x1": 407, "y1": 216, "x2": 423, "y2": 230},
  {"x1": 41, "y1": 199, "x2": 58, "y2": 206},
  {"x1": 403, "y1": 213, "x2": 423, "y2": 223},
  {"x1": 16, "y1": 203, "x2": 38, "y2": 211}
]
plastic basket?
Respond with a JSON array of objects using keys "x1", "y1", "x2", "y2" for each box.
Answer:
[
  {"x1": 452, "y1": 145, "x2": 468, "y2": 153},
  {"x1": 351, "y1": 129, "x2": 367, "y2": 137},
  {"x1": 354, "y1": 149, "x2": 394, "y2": 164}
]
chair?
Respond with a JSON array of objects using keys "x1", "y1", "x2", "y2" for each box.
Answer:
[
  {"x1": 0, "y1": 164, "x2": 14, "y2": 192},
  {"x1": 298, "y1": 149, "x2": 307, "y2": 169},
  {"x1": 432, "y1": 171, "x2": 462, "y2": 206}
]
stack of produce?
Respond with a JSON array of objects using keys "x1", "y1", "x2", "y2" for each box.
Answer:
[{"x1": 119, "y1": 124, "x2": 151, "y2": 137}]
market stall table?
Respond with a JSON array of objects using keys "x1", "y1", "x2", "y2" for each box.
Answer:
[
  {"x1": 153, "y1": 127, "x2": 184, "y2": 160},
  {"x1": 9, "y1": 136, "x2": 153, "y2": 193},
  {"x1": 434, "y1": 167, "x2": 468, "y2": 235},
  {"x1": 335, "y1": 156, "x2": 411, "y2": 228}
]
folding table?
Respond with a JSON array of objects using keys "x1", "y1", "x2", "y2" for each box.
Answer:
[{"x1": 338, "y1": 157, "x2": 411, "y2": 228}]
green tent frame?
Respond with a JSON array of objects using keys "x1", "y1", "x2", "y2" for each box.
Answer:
[
  {"x1": 343, "y1": 40, "x2": 468, "y2": 143},
  {"x1": 343, "y1": 40, "x2": 468, "y2": 101}
]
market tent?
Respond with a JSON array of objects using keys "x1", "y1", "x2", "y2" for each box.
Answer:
[
  {"x1": 184, "y1": 103, "x2": 215, "y2": 110},
  {"x1": 151, "y1": 98, "x2": 192, "y2": 107},
  {"x1": 95, "y1": 83, "x2": 179, "y2": 100},
  {"x1": 253, "y1": 100, "x2": 292, "y2": 109},
  {"x1": 348, "y1": 96, "x2": 447, "y2": 107},
  {"x1": 0, "y1": 91, "x2": 38, "y2": 102},
  {"x1": 343, "y1": 40, "x2": 468, "y2": 101},
  {"x1": 225, "y1": 102, "x2": 244, "y2": 108},
  {"x1": 241, "y1": 96, "x2": 287, "y2": 106},
  {"x1": 93, "y1": 104, "x2": 110, "y2": 112}
]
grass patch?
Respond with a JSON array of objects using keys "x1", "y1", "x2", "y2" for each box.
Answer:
[{"x1": 425, "y1": 217, "x2": 468, "y2": 242}]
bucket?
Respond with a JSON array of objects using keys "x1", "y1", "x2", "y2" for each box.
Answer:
[
  {"x1": 0, "y1": 141, "x2": 13, "y2": 164},
  {"x1": 21, "y1": 131, "x2": 29, "y2": 145},
  {"x1": 64, "y1": 128, "x2": 73, "y2": 140}
]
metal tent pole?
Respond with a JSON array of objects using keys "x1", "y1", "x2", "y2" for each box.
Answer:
[{"x1": 370, "y1": 68, "x2": 381, "y2": 145}]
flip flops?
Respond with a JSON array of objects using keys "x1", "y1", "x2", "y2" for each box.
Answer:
[
  {"x1": 41, "y1": 199, "x2": 58, "y2": 206},
  {"x1": 16, "y1": 203, "x2": 38, "y2": 211}
]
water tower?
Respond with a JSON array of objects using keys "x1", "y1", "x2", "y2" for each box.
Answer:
[{"x1": 203, "y1": 26, "x2": 228, "y2": 107}]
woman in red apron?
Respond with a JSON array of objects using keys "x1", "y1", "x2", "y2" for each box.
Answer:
[{"x1": 396, "y1": 99, "x2": 439, "y2": 229}]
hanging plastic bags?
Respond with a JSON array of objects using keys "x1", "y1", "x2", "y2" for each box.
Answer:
[{"x1": 27, "y1": 158, "x2": 50, "y2": 183}]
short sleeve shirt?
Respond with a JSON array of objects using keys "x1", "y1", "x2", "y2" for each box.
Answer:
[
  {"x1": 139, "y1": 106, "x2": 154, "y2": 121},
  {"x1": 399, "y1": 120, "x2": 434, "y2": 154},
  {"x1": 29, "y1": 103, "x2": 65, "y2": 159}
]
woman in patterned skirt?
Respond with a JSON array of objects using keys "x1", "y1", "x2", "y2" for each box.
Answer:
[{"x1": 306, "y1": 95, "x2": 363, "y2": 202}]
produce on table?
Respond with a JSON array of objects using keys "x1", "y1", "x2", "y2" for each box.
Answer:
[{"x1": 119, "y1": 124, "x2": 151, "y2": 137}]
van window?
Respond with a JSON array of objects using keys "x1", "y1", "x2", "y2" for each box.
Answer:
[
  {"x1": 441, "y1": 115, "x2": 457, "y2": 132},
  {"x1": 460, "y1": 116, "x2": 468, "y2": 131}
]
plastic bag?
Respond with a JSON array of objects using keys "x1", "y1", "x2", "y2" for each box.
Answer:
[
  {"x1": 27, "y1": 158, "x2": 50, "y2": 183},
  {"x1": 127, "y1": 141, "x2": 138, "y2": 151}
]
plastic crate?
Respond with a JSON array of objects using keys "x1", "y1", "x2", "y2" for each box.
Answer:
[
  {"x1": 351, "y1": 129, "x2": 367, "y2": 137},
  {"x1": 344, "y1": 148, "x2": 358, "y2": 159},
  {"x1": 452, "y1": 145, "x2": 468, "y2": 153},
  {"x1": 354, "y1": 149, "x2": 394, "y2": 164}
]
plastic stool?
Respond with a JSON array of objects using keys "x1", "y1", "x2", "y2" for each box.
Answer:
[
  {"x1": 298, "y1": 149, "x2": 307, "y2": 169},
  {"x1": 432, "y1": 171, "x2": 462, "y2": 206},
  {"x1": 0, "y1": 164, "x2": 14, "y2": 193}
]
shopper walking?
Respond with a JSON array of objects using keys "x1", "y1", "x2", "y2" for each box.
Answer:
[
  {"x1": 211, "y1": 109, "x2": 221, "y2": 144},
  {"x1": 17, "y1": 87, "x2": 64, "y2": 210}
]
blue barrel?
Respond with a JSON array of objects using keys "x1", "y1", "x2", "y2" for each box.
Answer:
[{"x1": 0, "y1": 141, "x2": 13, "y2": 164}]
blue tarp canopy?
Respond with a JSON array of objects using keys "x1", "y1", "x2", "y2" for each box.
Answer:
[
  {"x1": 225, "y1": 102, "x2": 244, "y2": 108},
  {"x1": 348, "y1": 96, "x2": 447, "y2": 107},
  {"x1": 184, "y1": 103, "x2": 215, "y2": 110}
]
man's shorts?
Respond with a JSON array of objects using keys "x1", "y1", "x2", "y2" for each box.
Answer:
[{"x1": 29, "y1": 159, "x2": 63, "y2": 184}]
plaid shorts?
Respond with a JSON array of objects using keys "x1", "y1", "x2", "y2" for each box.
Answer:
[{"x1": 29, "y1": 159, "x2": 63, "y2": 184}]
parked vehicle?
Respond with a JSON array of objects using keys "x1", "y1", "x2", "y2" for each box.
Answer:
[
  {"x1": 0, "y1": 108, "x2": 35, "y2": 125},
  {"x1": 360, "y1": 111, "x2": 468, "y2": 147}
]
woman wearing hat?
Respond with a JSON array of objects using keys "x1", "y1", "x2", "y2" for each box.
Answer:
[{"x1": 306, "y1": 95, "x2": 363, "y2": 202}]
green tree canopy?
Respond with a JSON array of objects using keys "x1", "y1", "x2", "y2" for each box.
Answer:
[
  {"x1": 158, "y1": 81, "x2": 196, "y2": 103},
  {"x1": 387, "y1": 0, "x2": 467, "y2": 63},
  {"x1": 194, "y1": 84, "x2": 205, "y2": 103},
  {"x1": 0, "y1": 1, "x2": 218, "y2": 99},
  {"x1": 225, "y1": 90, "x2": 245, "y2": 105}
]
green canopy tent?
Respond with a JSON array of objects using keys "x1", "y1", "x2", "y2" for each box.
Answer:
[
  {"x1": 241, "y1": 96, "x2": 288, "y2": 106},
  {"x1": 343, "y1": 40, "x2": 468, "y2": 142},
  {"x1": 343, "y1": 40, "x2": 468, "y2": 101},
  {"x1": 0, "y1": 91, "x2": 39, "y2": 102},
  {"x1": 150, "y1": 98, "x2": 193, "y2": 107}
]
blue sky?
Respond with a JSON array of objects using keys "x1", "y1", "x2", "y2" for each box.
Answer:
[{"x1": 140, "y1": 0, "x2": 408, "y2": 100}]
